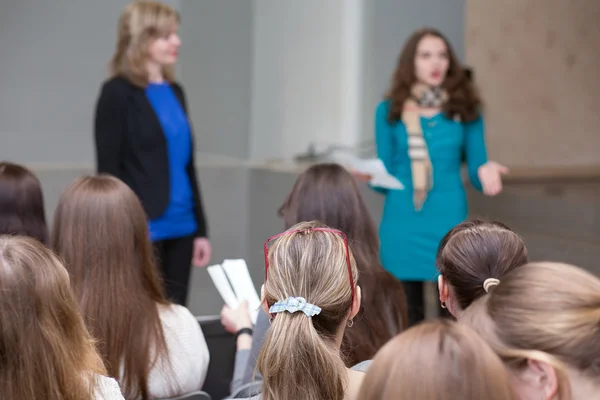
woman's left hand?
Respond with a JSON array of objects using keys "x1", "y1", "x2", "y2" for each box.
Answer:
[
  {"x1": 192, "y1": 237, "x2": 212, "y2": 267},
  {"x1": 478, "y1": 161, "x2": 509, "y2": 196}
]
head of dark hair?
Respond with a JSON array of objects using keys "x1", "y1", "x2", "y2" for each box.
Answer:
[{"x1": 436, "y1": 219, "x2": 527, "y2": 309}]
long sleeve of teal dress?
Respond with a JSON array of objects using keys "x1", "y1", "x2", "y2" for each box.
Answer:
[{"x1": 464, "y1": 116, "x2": 487, "y2": 191}]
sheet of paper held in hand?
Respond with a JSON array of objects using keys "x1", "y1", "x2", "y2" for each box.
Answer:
[
  {"x1": 335, "y1": 154, "x2": 404, "y2": 190},
  {"x1": 208, "y1": 259, "x2": 261, "y2": 324}
]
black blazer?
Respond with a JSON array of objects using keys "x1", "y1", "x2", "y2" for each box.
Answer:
[{"x1": 94, "y1": 76, "x2": 207, "y2": 238}]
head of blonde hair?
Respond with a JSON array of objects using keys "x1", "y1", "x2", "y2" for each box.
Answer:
[
  {"x1": 257, "y1": 220, "x2": 360, "y2": 400},
  {"x1": 461, "y1": 262, "x2": 600, "y2": 400},
  {"x1": 358, "y1": 319, "x2": 516, "y2": 400},
  {"x1": 0, "y1": 235, "x2": 105, "y2": 400},
  {"x1": 110, "y1": 0, "x2": 180, "y2": 86}
]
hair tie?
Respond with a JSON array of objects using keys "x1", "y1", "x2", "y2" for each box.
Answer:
[
  {"x1": 483, "y1": 278, "x2": 500, "y2": 293},
  {"x1": 269, "y1": 297, "x2": 321, "y2": 317}
]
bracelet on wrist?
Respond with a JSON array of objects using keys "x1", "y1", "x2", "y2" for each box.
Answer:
[{"x1": 236, "y1": 327, "x2": 253, "y2": 339}]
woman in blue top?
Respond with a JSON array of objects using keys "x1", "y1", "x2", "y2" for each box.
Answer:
[
  {"x1": 94, "y1": 1, "x2": 211, "y2": 305},
  {"x1": 373, "y1": 28, "x2": 507, "y2": 325}
]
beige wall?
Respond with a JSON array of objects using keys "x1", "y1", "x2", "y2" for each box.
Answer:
[{"x1": 466, "y1": 1, "x2": 600, "y2": 172}]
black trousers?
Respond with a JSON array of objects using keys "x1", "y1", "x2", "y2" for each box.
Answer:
[
  {"x1": 153, "y1": 234, "x2": 195, "y2": 306},
  {"x1": 403, "y1": 280, "x2": 451, "y2": 327}
]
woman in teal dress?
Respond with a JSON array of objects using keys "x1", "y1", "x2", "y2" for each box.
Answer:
[{"x1": 373, "y1": 28, "x2": 507, "y2": 325}]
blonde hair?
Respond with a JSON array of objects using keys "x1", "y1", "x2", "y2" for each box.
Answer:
[
  {"x1": 110, "y1": 0, "x2": 180, "y2": 86},
  {"x1": 358, "y1": 319, "x2": 516, "y2": 400},
  {"x1": 462, "y1": 262, "x2": 600, "y2": 399},
  {"x1": 0, "y1": 236, "x2": 105, "y2": 400},
  {"x1": 257, "y1": 220, "x2": 359, "y2": 400}
]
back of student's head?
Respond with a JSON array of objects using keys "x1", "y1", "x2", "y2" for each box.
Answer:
[
  {"x1": 358, "y1": 319, "x2": 516, "y2": 400},
  {"x1": 278, "y1": 163, "x2": 407, "y2": 364},
  {"x1": 0, "y1": 235, "x2": 105, "y2": 400},
  {"x1": 462, "y1": 262, "x2": 600, "y2": 399},
  {"x1": 0, "y1": 162, "x2": 48, "y2": 245},
  {"x1": 52, "y1": 175, "x2": 169, "y2": 399},
  {"x1": 257, "y1": 220, "x2": 359, "y2": 400},
  {"x1": 436, "y1": 219, "x2": 527, "y2": 311}
]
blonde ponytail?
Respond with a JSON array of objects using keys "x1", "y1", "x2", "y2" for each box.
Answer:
[
  {"x1": 258, "y1": 313, "x2": 347, "y2": 400},
  {"x1": 258, "y1": 221, "x2": 359, "y2": 400}
]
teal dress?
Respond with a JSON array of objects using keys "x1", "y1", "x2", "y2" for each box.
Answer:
[{"x1": 373, "y1": 100, "x2": 487, "y2": 281}]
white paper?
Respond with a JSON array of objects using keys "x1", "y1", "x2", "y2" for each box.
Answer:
[
  {"x1": 333, "y1": 153, "x2": 404, "y2": 190},
  {"x1": 222, "y1": 259, "x2": 262, "y2": 325},
  {"x1": 207, "y1": 264, "x2": 239, "y2": 309}
]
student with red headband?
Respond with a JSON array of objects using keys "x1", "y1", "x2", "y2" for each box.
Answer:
[{"x1": 230, "y1": 221, "x2": 365, "y2": 400}]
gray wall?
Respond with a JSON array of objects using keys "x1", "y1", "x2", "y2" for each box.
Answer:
[{"x1": 179, "y1": 0, "x2": 253, "y2": 160}]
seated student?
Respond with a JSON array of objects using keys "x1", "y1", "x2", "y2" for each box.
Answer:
[
  {"x1": 238, "y1": 221, "x2": 364, "y2": 400},
  {"x1": 222, "y1": 163, "x2": 406, "y2": 394},
  {"x1": 0, "y1": 235, "x2": 125, "y2": 400},
  {"x1": 0, "y1": 161, "x2": 49, "y2": 244},
  {"x1": 436, "y1": 219, "x2": 527, "y2": 318},
  {"x1": 52, "y1": 175, "x2": 209, "y2": 399},
  {"x1": 358, "y1": 319, "x2": 517, "y2": 400},
  {"x1": 462, "y1": 262, "x2": 600, "y2": 400}
]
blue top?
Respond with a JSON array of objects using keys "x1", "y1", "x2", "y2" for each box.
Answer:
[
  {"x1": 145, "y1": 82, "x2": 197, "y2": 241},
  {"x1": 372, "y1": 100, "x2": 488, "y2": 281}
]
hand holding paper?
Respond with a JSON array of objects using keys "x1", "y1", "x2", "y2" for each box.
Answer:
[{"x1": 208, "y1": 259, "x2": 261, "y2": 325}]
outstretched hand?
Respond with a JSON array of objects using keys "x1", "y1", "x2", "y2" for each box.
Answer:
[{"x1": 478, "y1": 161, "x2": 509, "y2": 196}]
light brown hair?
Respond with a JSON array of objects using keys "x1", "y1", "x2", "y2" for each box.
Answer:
[
  {"x1": 257, "y1": 221, "x2": 359, "y2": 400},
  {"x1": 436, "y1": 219, "x2": 528, "y2": 309},
  {"x1": 278, "y1": 163, "x2": 407, "y2": 365},
  {"x1": 385, "y1": 27, "x2": 481, "y2": 123},
  {"x1": 110, "y1": 1, "x2": 180, "y2": 86},
  {"x1": 52, "y1": 175, "x2": 171, "y2": 399},
  {"x1": 0, "y1": 235, "x2": 106, "y2": 400},
  {"x1": 462, "y1": 262, "x2": 600, "y2": 399},
  {"x1": 358, "y1": 319, "x2": 517, "y2": 400},
  {"x1": 0, "y1": 162, "x2": 48, "y2": 245}
]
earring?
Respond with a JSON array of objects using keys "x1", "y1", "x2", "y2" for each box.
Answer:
[
  {"x1": 347, "y1": 319, "x2": 354, "y2": 328},
  {"x1": 441, "y1": 302, "x2": 446, "y2": 309},
  {"x1": 269, "y1": 317, "x2": 273, "y2": 324}
]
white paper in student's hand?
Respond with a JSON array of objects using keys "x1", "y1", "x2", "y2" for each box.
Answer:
[
  {"x1": 222, "y1": 259, "x2": 262, "y2": 325},
  {"x1": 207, "y1": 264, "x2": 239, "y2": 309}
]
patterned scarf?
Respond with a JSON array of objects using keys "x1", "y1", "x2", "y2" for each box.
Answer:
[{"x1": 402, "y1": 83, "x2": 449, "y2": 211}]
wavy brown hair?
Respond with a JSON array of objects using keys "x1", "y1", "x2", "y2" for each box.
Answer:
[
  {"x1": 358, "y1": 319, "x2": 517, "y2": 400},
  {"x1": 110, "y1": 1, "x2": 179, "y2": 86},
  {"x1": 0, "y1": 162, "x2": 48, "y2": 245},
  {"x1": 52, "y1": 175, "x2": 171, "y2": 399},
  {"x1": 436, "y1": 219, "x2": 528, "y2": 310},
  {"x1": 258, "y1": 221, "x2": 359, "y2": 400},
  {"x1": 278, "y1": 163, "x2": 407, "y2": 366},
  {"x1": 0, "y1": 235, "x2": 106, "y2": 400},
  {"x1": 385, "y1": 27, "x2": 481, "y2": 123}
]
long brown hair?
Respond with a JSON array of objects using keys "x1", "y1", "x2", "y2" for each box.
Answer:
[
  {"x1": 257, "y1": 221, "x2": 359, "y2": 400},
  {"x1": 0, "y1": 236, "x2": 106, "y2": 400},
  {"x1": 0, "y1": 162, "x2": 48, "y2": 244},
  {"x1": 358, "y1": 319, "x2": 517, "y2": 400},
  {"x1": 436, "y1": 219, "x2": 528, "y2": 310},
  {"x1": 52, "y1": 175, "x2": 171, "y2": 399},
  {"x1": 462, "y1": 262, "x2": 600, "y2": 399},
  {"x1": 385, "y1": 27, "x2": 481, "y2": 123},
  {"x1": 278, "y1": 163, "x2": 407, "y2": 365},
  {"x1": 110, "y1": 1, "x2": 179, "y2": 86}
]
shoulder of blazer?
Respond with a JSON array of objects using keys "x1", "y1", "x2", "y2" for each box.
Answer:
[{"x1": 100, "y1": 75, "x2": 143, "y2": 98}]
